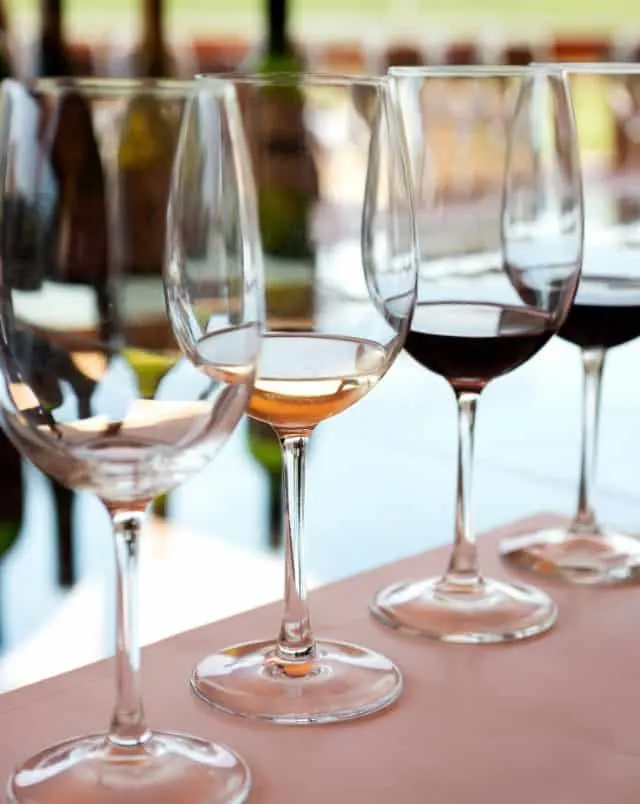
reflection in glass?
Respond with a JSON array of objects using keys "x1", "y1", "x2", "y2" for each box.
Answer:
[
  {"x1": 185, "y1": 73, "x2": 417, "y2": 724},
  {"x1": 0, "y1": 78, "x2": 261, "y2": 803}
]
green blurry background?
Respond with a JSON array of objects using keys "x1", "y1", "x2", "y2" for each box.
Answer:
[{"x1": 5, "y1": 0, "x2": 640, "y2": 38}]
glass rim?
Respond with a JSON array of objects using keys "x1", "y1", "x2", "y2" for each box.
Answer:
[
  {"x1": 197, "y1": 71, "x2": 387, "y2": 88},
  {"x1": 388, "y1": 64, "x2": 565, "y2": 77},
  {"x1": 532, "y1": 61, "x2": 640, "y2": 74},
  {"x1": 20, "y1": 76, "x2": 211, "y2": 97}
]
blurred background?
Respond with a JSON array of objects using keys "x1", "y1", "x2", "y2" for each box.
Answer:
[{"x1": 0, "y1": 0, "x2": 639, "y2": 693}]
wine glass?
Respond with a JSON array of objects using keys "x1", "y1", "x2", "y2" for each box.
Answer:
[
  {"x1": 188, "y1": 73, "x2": 417, "y2": 724},
  {"x1": 0, "y1": 77, "x2": 262, "y2": 802},
  {"x1": 371, "y1": 66, "x2": 583, "y2": 643},
  {"x1": 501, "y1": 63, "x2": 640, "y2": 584}
]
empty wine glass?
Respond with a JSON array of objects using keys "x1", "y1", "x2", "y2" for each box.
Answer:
[
  {"x1": 0, "y1": 78, "x2": 262, "y2": 803},
  {"x1": 501, "y1": 63, "x2": 640, "y2": 584},
  {"x1": 371, "y1": 66, "x2": 583, "y2": 643},
  {"x1": 187, "y1": 73, "x2": 417, "y2": 724}
]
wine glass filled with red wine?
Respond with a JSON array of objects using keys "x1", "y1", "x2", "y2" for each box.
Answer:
[
  {"x1": 371, "y1": 66, "x2": 583, "y2": 643},
  {"x1": 501, "y1": 64, "x2": 640, "y2": 584}
]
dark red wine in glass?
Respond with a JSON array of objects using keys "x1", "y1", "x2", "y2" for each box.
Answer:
[
  {"x1": 404, "y1": 301, "x2": 553, "y2": 393},
  {"x1": 501, "y1": 248, "x2": 640, "y2": 583},
  {"x1": 559, "y1": 297, "x2": 640, "y2": 349},
  {"x1": 372, "y1": 65, "x2": 583, "y2": 643}
]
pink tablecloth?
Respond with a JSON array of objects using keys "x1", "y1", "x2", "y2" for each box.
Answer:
[{"x1": 1, "y1": 514, "x2": 639, "y2": 803}]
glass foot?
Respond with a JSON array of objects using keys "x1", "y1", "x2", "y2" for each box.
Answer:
[
  {"x1": 191, "y1": 638, "x2": 402, "y2": 724},
  {"x1": 7, "y1": 731, "x2": 251, "y2": 804},
  {"x1": 500, "y1": 523, "x2": 640, "y2": 585},
  {"x1": 370, "y1": 576, "x2": 557, "y2": 644}
]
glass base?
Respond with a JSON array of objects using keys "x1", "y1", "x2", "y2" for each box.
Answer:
[
  {"x1": 7, "y1": 731, "x2": 251, "y2": 804},
  {"x1": 370, "y1": 576, "x2": 558, "y2": 644},
  {"x1": 500, "y1": 523, "x2": 640, "y2": 585},
  {"x1": 191, "y1": 638, "x2": 402, "y2": 725}
]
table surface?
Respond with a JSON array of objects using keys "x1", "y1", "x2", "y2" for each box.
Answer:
[{"x1": 1, "y1": 513, "x2": 639, "y2": 804}]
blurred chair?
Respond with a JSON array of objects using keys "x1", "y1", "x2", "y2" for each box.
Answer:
[
  {"x1": 501, "y1": 43, "x2": 537, "y2": 65},
  {"x1": 550, "y1": 35, "x2": 611, "y2": 62},
  {"x1": 20, "y1": 36, "x2": 98, "y2": 78},
  {"x1": 444, "y1": 41, "x2": 481, "y2": 65},
  {"x1": 384, "y1": 43, "x2": 425, "y2": 70},
  {"x1": 307, "y1": 40, "x2": 366, "y2": 73},
  {"x1": 69, "y1": 42, "x2": 95, "y2": 75},
  {"x1": 193, "y1": 37, "x2": 250, "y2": 73}
]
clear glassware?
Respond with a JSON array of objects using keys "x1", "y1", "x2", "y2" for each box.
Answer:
[
  {"x1": 500, "y1": 64, "x2": 640, "y2": 585},
  {"x1": 371, "y1": 66, "x2": 583, "y2": 644},
  {"x1": 188, "y1": 73, "x2": 417, "y2": 724},
  {"x1": 0, "y1": 77, "x2": 262, "y2": 803}
]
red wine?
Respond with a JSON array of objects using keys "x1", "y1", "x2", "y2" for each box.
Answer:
[
  {"x1": 405, "y1": 302, "x2": 553, "y2": 393},
  {"x1": 559, "y1": 301, "x2": 640, "y2": 350},
  {"x1": 509, "y1": 248, "x2": 640, "y2": 350}
]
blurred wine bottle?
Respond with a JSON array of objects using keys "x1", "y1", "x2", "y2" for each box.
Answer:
[
  {"x1": 134, "y1": 0, "x2": 175, "y2": 78},
  {"x1": 37, "y1": 0, "x2": 72, "y2": 77},
  {"x1": 36, "y1": 0, "x2": 78, "y2": 588},
  {"x1": 245, "y1": 0, "x2": 317, "y2": 272},
  {"x1": 0, "y1": 430, "x2": 24, "y2": 646},
  {"x1": 243, "y1": 0, "x2": 318, "y2": 549},
  {"x1": 125, "y1": 0, "x2": 179, "y2": 518},
  {"x1": 0, "y1": 434, "x2": 22, "y2": 555},
  {"x1": 122, "y1": 0, "x2": 177, "y2": 278},
  {"x1": 246, "y1": 0, "x2": 302, "y2": 73},
  {"x1": 0, "y1": 0, "x2": 15, "y2": 81},
  {"x1": 247, "y1": 419, "x2": 282, "y2": 549}
]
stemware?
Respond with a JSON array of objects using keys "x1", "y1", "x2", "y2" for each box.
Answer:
[
  {"x1": 0, "y1": 78, "x2": 262, "y2": 803},
  {"x1": 501, "y1": 64, "x2": 640, "y2": 584},
  {"x1": 371, "y1": 66, "x2": 583, "y2": 644},
  {"x1": 188, "y1": 73, "x2": 417, "y2": 724}
]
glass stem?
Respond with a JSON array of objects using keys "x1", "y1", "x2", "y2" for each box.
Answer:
[
  {"x1": 574, "y1": 348, "x2": 606, "y2": 532},
  {"x1": 276, "y1": 432, "x2": 315, "y2": 667},
  {"x1": 107, "y1": 504, "x2": 151, "y2": 748},
  {"x1": 440, "y1": 390, "x2": 481, "y2": 590}
]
